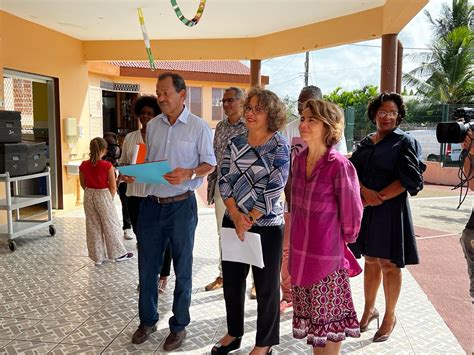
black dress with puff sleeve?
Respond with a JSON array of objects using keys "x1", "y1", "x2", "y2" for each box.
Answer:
[{"x1": 349, "y1": 128, "x2": 426, "y2": 267}]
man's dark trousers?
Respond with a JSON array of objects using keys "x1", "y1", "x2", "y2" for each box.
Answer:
[{"x1": 137, "y1": 194, "x2": 198, "y2": 332}]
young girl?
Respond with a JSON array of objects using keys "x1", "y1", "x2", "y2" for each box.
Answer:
[{"x1": 79, "y1": 137, "x2": 133, "y2": 265}]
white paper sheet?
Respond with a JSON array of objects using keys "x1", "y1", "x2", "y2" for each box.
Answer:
[{"x1": 221, "y1": 228, "x2": 264, "y2": 268}]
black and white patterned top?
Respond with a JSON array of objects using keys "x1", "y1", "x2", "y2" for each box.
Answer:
[
  {"x1": 219, "y1": 132, "x2": 290, "y2": 226},
  {"x1": 207, "y1": 117, "x2": 247, "y2": 204}
]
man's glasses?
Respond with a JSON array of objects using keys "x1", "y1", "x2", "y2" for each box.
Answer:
[
  {"x1": 244, "y1": 105, "x2": 265, "y2": 115},
  {"x1": 221, "y1": 97, "x2": 238, "y2": 104},
  {"x1": 376, "y1": 110, "x2": 399, "y2": 118}
]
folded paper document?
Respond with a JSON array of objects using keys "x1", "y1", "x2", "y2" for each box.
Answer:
[
  {"x1": 221, "y1": 228, "x2": 264, "y2": 268},
  {"x1": 131, "y1": 143, "x2": 147, "y2": 164},
  {"x1": 117, "y1": 160, "x2": 171, "y2": 184}
]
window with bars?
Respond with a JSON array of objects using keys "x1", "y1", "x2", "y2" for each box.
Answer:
[
  {"x1": 185, "y1": 87, "x2": 202, "y2": 117},
  {"x1": 212, "y1": 88, "x2": 224, "y2": 121},
  {"x1": 3, "y1": 77, "x2": 34, "y2": 130}
]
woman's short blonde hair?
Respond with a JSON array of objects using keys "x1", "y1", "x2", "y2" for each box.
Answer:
[
  {"x1": 302, "y1": 99, "x2": 344, "y2": 147},
  {"x1": 244, "y1": 87, "x2": 286, "y2": 132}
]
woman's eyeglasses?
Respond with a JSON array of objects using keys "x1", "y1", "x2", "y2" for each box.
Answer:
[
  {"x1": 376, "y1": 110, "x2": 398, "y2": 118},
  {"x1": 244, "y1": 105, "x2": 265, "y2": 115}
]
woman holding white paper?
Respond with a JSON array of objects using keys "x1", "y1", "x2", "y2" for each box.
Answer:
[
  {"x1": 119, "y1": 96, "x2": 172, "y2": 293},
  {"x1": 214, "y1": 88, "x2": 290, "y2": 355},
  {"x1": 290, "y1": 100, "x2": 363, "y2": 355}
]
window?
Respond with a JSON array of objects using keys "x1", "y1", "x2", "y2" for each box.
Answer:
[
  {"x1": 3, "y1": 77, "x2": 34, "y2": 130},
  {"x1": 185, "y1": 87, "x2": 202, "y2": 117},
  {"x1": 212, "y1": 88, "x2": 224, "y2": 121}
]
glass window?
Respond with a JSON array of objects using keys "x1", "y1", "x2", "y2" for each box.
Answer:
[
  {"x1": 186, "y1": 87, "x2": 202, "y2": 117},
  {"x1": 212, "y1": 88, "x2": 224, "y2": 121}
]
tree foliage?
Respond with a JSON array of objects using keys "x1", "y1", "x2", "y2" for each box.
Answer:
[
  {"x1": 282, "y1": 95, "x2": 299, "y2": 122},
  {"x1": 404, "y1": 0, "x2": 474, "y2": 104},
  {"x1": 323, "y1": 85, "x2": 379, "y2": 109},
  {"x1": 425, "y1": 0, "x2": 473, "y2": 39}
]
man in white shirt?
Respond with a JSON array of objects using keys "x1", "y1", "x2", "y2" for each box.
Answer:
[{"x1": 131, "y1": 73, "x2": 216, "y2": 350}]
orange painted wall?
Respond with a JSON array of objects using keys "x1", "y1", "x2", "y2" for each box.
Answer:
[
  {"x1": 1, "y1": 11, "x2": 90, "y2": 210},
  {"x1": 1, "y1": 10, "x2": 251, "y2": 210}
]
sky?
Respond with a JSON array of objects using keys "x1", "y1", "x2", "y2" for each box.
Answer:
[{"x1": 260, "y1": 0, "x2": 447, "y2": 99}]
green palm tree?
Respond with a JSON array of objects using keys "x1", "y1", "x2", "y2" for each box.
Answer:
[
  {"x1": 425, "y1": 0, "x2": 473, "y2": 39},
  {"x1": 403, "y1": 0, "x2": 474, "y2": 104}
]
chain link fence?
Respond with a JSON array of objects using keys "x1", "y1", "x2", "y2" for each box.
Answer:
[
  {"x1": 348, "y1": 103, "x2": 473, "y2": 165},
  {"x1": 3, "y1": 77, "x2": 34, "y2": 130}
]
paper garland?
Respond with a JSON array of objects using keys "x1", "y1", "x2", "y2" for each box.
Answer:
[
  {"x1": 170, "y1": 0, "x2": 206, "y2": 27},
  {"x1": 137, "y1": 8, "x2": 156, "y2": 71},
  {"x1": 136, "y1": 1, "x2": 206, "y2": 71}
]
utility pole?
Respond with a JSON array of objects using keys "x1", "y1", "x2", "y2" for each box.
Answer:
[{"x1": 304, "y1": 51, "x2": 309, "y2": 86}]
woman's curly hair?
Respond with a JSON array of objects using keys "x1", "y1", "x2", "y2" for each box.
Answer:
[
  {"x1": 367, "y1": 92, "x2": 406, "y2": 125},
  {"x1": 133, "y1": 95, "x2": 161, "y2": 117},
  {"x1": 244, "y1": 87, "x2": 287, "y2": 132}
]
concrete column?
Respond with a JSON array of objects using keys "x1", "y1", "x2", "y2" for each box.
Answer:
[
  {"x1": 396, "y1": 40, "x2": 403, "y2": 94},
  {"x1": 0, "y1": 26, "x2": 4, "y2": 110},
  {"x1": 380, "y1": 34, "x2": 398, "y2": 93},
  {"x1": 250, "y1": 60, "x2": 261, "y2": 88}
]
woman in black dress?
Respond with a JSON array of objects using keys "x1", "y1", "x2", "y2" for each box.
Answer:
[{"x1": 349, "y1": 92, "x2": 425, "y2": 342}]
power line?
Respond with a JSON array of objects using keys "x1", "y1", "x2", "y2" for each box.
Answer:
[{"x1": 348, "y1": 43, "x2": 434, "y2": 51}]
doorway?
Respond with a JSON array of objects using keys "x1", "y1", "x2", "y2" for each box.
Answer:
[
  {"x1": 102, "y1": 90, "x2": 138, "y2": 141},
  {"x1": 2, "y1": 69, "x2": 61, "y2": 209}
]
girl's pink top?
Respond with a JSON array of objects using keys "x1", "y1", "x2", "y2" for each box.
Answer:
[{"x1": 290, "y1": 147, "x2": 363, "y2": 286}]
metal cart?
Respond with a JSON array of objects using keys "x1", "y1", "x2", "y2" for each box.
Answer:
[{"x1": 0, "y1": 167, "x2": 56, "y2": 252}]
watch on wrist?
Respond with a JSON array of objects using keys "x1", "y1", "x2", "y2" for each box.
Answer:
[{"x1": 190, "y1": 169, "x2": 197, "y2": 180}]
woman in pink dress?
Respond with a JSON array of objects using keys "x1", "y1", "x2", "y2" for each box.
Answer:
[{"x1": 290, "y1": 99, "x2": 363, "y2": 354}]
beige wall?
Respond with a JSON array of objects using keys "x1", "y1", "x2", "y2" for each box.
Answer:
[
  {"x1": 1, "y1": 11, "x2": 90, "y2": 210},
  {"x1": 82, "y1": 0, "x2": 428, "y2": 61},
  {"x1": 423, "y1": 162, "x2": 461, "y2": 186}
]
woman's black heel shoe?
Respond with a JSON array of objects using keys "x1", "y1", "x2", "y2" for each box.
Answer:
[
  {"x1": 360, "y1": 308, "x2": 380, "y2": 332},
  {"x1": 211, "y1": 336, "x2": 242, "y2": 354}
]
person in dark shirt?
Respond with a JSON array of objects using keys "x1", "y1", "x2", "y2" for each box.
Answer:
[
  {"x1": 103, "y1": 131, "x2": 132, "y2": 239},
  {"x1": 349, "y1": 92, "x2": 426, "y2": 343},
  {"x1": 461, "y1": 131, "x2": 474, "y2": 301},
  {"x1": 103, "y1": 132, "x2": 121, "y2": 167}
]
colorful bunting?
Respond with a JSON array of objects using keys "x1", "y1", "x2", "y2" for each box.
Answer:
[
  {"x1": 170, "y1": 0, "x2": 206, "y2": 27},
  {"x1": 137, "y1": 8, "x2": 156, "y2": 71}
]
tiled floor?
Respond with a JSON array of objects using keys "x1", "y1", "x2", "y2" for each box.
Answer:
[{"x1": 0, "y1": 203, "x2": 466, "y2": 354}]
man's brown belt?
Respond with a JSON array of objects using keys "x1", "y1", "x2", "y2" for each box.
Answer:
[{"x1": 149, "y1": 191, "x2": 194, "y2": 204}]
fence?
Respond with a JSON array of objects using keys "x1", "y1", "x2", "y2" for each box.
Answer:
[{"x1": 347, "y1": 103, "x2": 473, "y2": 165}]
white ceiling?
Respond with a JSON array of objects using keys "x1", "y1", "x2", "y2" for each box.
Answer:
[{"x1": 1, "y1": 0, "x2": 386, "y2": 40}]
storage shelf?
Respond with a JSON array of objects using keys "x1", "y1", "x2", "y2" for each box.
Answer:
[
  {"x1": 0, "y1": 195, "x2": 50, "y2": 210},
  {"x1": 0, "y1": 168, "x2": 54, "y2": 251},
  {"x1": 0, "y1": 170, "x2": 50, "y2": 182},
  {"x1": 0, "y1": 220, "x2": 51, "y2": 239}
]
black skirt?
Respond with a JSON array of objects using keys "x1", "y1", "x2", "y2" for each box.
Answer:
[{"x1": 348, "y1": 193, "x2": 419, "y2": 267}]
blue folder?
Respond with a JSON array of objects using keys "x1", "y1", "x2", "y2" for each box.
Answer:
[{"x1": 117, "y1": 161, "x2": 172, "y2": 184}]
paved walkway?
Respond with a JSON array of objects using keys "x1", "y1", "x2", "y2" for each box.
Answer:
[{"x1": 0, "y1": 194, "x2": 469, "y2": 354}]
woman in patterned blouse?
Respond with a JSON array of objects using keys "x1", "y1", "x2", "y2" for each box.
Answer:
[
  {"x1": 290, "y1": 99, "x2": 363, "y2": 354},
  {"x1": 213, "y1": 88, "x2": 290, "y2": 355}
]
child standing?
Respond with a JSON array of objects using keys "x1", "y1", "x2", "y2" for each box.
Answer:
[{"x1": 79, "y1": 137, "x2": 133, "y2": 265}]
